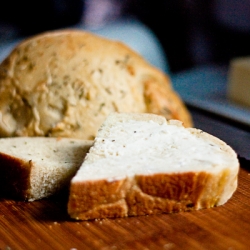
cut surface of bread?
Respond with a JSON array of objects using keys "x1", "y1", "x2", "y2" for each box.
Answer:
[
  {"x1": 68, "y1": 112, "x2": 239, "y2": 220},
  {"x1": 0, "y1": 137, "x2": 93, "y2": 201},
  {"x1": 0, "y1": 29, "x2": 192, "y2": 140}
]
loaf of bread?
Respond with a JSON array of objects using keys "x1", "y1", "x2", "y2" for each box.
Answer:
[
  {"x1": 68, "y1": 112, "x2": 239, "y2": 220},
  {"x1": 0, "y1": 29, "x2": 192, "y2": 140},
  {"x1": 0, "y1": 137, "x2": 93, "y2": 201}
]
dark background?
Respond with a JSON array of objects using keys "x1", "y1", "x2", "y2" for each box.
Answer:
[{"x1": 1, "y1": 0, "x2": 250, "y2": 73}]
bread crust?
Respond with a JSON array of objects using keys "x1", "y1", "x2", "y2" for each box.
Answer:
[
  {"x1": 0, "y1": 153, "x2": 32, "y2": 199},
  {"x1": 0, "y1": 29, "x2": 192, "y2": 140},
  {"x1": 68, "y1": 168, "x2": 238, "y2": 220}
]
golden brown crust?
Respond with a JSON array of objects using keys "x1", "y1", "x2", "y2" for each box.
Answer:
[
  {"x1": 70, "y1": 200, "x2": 128, "y2": 221},
  {"x1": 0, "y1": 29, "x2": 192, "y2": 140},
  {"x1": 68, "y1": 179, "x2": 129, "y2": 220},
  {"x1": 136, "y1": 172, "x2": 208, "y2": 201},
  {"x1": 68, "y1": 179, "x2": 129, "y2": 212},
  {"x1": 67, "y1": 170, "x2": 237, "y2": 220},
  {"x1": 143, "y1": 74, "x2": 192, "y2": 127}
]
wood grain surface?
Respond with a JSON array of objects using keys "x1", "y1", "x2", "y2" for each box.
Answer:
[
  {"x1": 0, "y1": 109, "x2": 250, "y2": 250},
  {"x1": 0, "y1": 165, "x2": 249, "y2": 250}
]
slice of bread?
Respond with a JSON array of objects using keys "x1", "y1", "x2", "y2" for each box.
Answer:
[
  {"x1": 0, "y1": 137, "x2": 93, "y2": 201},
  {"x1": 68, "y1": 113, "x2": 239, "y2": 220}
]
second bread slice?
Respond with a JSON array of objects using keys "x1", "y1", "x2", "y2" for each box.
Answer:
[
  {"x1": 0, "y1": 137, "x2": 93, "y2": 201},
  {"x1": 68, "y1": 112, "x2": 239, "y2": 220}
]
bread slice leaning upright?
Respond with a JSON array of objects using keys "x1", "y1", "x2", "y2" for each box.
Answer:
[
  {"x1": 0, "y1": 137, "x2": 93, "y2": 201},
  {"x1": 68, "y1": 112, "x2": 239, "y2": 220}
]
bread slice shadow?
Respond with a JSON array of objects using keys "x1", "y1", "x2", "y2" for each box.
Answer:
[
  {"x1": 0, "y1": 188, "x2": 72, "y2": 222},
  {"x1": 33, "y1": 189, "x2": 71, "y2": 222}
]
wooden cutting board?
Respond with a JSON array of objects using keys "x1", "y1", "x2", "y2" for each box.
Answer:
[
  {"x1": 0, "y1": 161, "x2": 249, "y2": 250},
  {"x1": 1, "y1": 108, "x2": 250, "y2": 250}
]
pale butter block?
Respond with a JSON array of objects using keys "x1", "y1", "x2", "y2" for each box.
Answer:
[{"x1": 228, "y1": 56, "x2": 250, "y2": 107}]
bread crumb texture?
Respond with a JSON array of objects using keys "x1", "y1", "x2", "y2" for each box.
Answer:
[
  {"x1": 0, "y1": 29, "x2": 192, "y2": 140},
  {"x1": 0, "y1": 137, "x2": 93, "y2": 201},
  {"x1": 68, "y1": 113, "x2": 239, "y2": 220}
]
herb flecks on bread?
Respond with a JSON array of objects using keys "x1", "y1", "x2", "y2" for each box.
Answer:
[
  {"x1": 68, "y1": 113, "x2": 239, "y2": 220},
  {"x1": 0, "y1": 29, "x2": 192, "y2": 140}
]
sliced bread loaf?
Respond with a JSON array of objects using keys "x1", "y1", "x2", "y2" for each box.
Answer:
[
  {"x1": 68, "y1": 112, "x2": 239, "y2": 220},
  {"x1": 0, "y1": 137, "x2": 93, "y2": 201}
]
